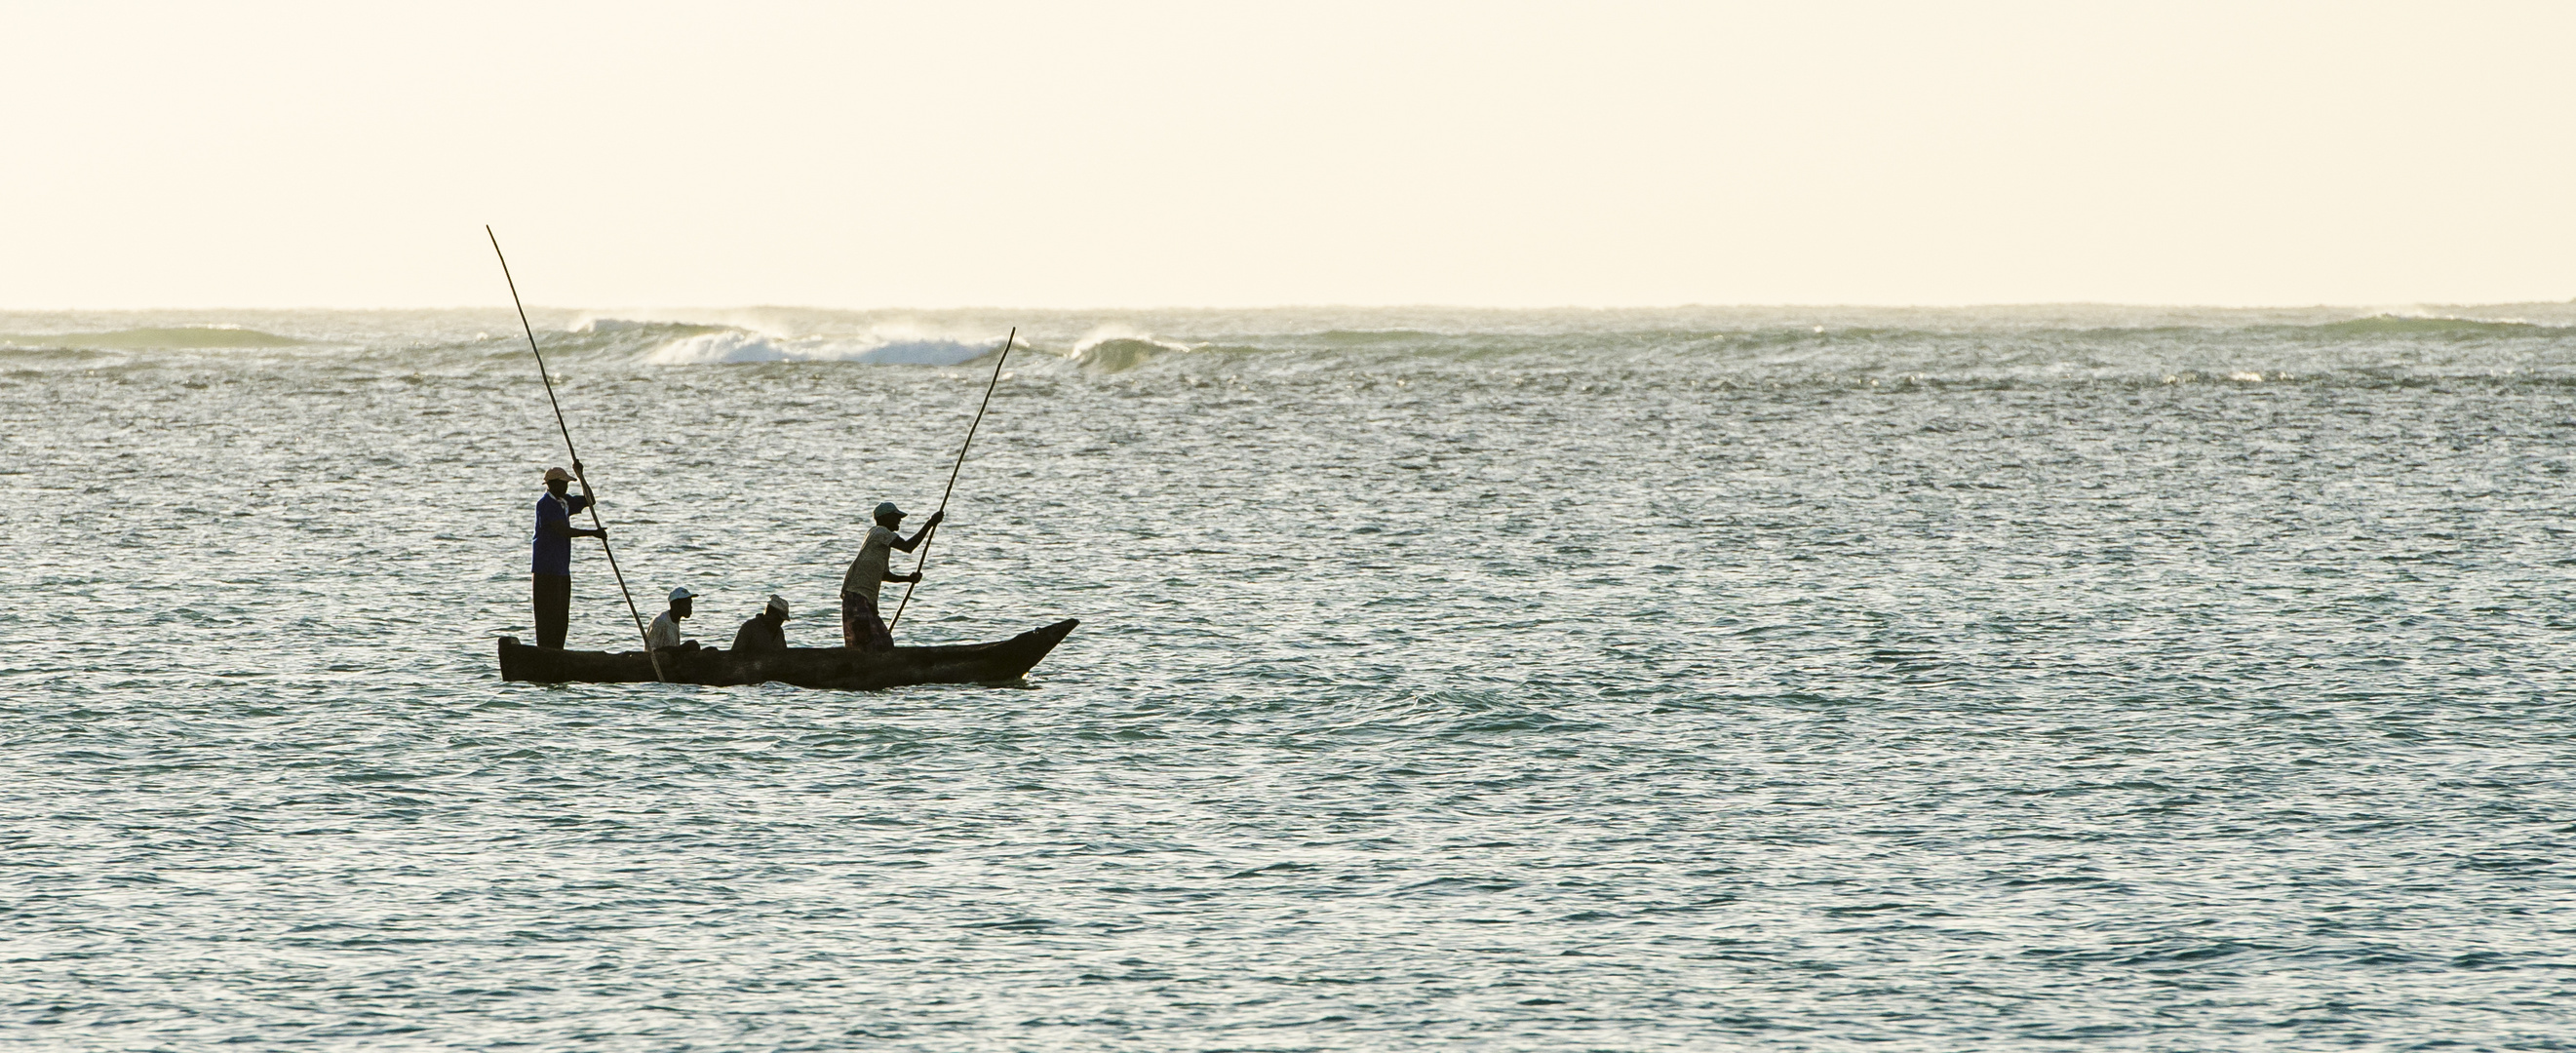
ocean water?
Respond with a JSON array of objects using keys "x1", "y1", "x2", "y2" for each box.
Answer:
[{"x1": 5, "y1": 304, "x2": 2575, "y2": 1050}]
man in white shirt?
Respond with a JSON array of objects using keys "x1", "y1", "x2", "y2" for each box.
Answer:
[
  {"x1": 646, "y1": 586, "x2": 697, "y2": 652},
  {"x1": 840, "y1": 502, "x2": 941, "y2": 649}
]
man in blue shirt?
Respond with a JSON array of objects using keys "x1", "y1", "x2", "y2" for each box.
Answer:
[{"x1": 531, "y1": 464, "x2": 607, "y2": 648}]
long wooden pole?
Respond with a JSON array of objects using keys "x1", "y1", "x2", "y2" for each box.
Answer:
[
  {"x1": 887, "y1": 328, "x2": 1014, "y2": 633},
  {"x1": 487, "y1": 225, "x2": 665, "y2": 682}
]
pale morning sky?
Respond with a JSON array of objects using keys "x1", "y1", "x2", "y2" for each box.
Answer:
[{"x1": 4, "y1": 1, "x2": 2569, "y2": 309}]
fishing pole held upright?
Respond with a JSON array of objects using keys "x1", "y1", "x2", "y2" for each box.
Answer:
[
  {"x1": 487, "y1": 226, "x2": 664, "y2": 682},
  {"x1": 887, "y1": 327, "x2": 1015, "y2": 633}
]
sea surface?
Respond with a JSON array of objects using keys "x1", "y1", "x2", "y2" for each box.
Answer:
[{"x1": 5, "y1": 305, "x2": 2575, "y2": 1051}]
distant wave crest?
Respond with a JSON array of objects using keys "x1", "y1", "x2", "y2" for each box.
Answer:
[
  {"x1": 1070, "y1": 326, "x2": 1199, "y2": 372},
  {"x1": 2306, "y1": 314, "x2": 2543, "y2": 336},
  {"x1": 526, "y1": 318, "x2": 1008, "y2": 367},
  {"x1": 643, "y1": 330, "x2": 998, "y2": 366},
  {"x1": 0, "y1": 326, "x2": 307, "y2": 350}
]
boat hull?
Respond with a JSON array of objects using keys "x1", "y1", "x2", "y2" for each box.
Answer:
[{"x1": 496, "y1": 618, "x2": 1078, "y2": 689}]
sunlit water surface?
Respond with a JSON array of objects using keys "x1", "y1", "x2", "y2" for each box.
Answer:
[{"x1": 5, "y1": 306, "x2": 2575, "y2": 1050}]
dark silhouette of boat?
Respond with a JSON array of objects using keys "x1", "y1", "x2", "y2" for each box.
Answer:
[{"x1": 496, "y1": 618, "x2": 1078, "y2": 689}]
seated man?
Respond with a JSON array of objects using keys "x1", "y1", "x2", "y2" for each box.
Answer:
[
  {"x1": 645, "y1": 586, "x2": 700, "y2": 652},
  {"x1": 732, "y1": 594, "x2": 792, "y2": 653}
]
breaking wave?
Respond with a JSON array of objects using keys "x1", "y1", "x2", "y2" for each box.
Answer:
[
  {"x1": 536, "y1": 318, "x2": 1007, "y2": 366},
  {"x1": 1069, "y1": 327, "x2": 1199, "y2": 373},
  {"x1": 6, "y1": 307, "x2": 2574, "y2": 388},
  {"x1": 641, "y1": 331, "x2": 997, "y2": 366}
]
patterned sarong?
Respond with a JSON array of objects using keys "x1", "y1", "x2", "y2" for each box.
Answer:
[{"x1": 841, "y1": 590, "x2": 892, "y2": 650}]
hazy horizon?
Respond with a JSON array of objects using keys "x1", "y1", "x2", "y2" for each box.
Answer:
[
  {"x1": 7, "y1": 299, "x2": 2576, "y2": 317},
  {"x1": 6, "y1": 2, "x2": 2572, "y2": 310}
]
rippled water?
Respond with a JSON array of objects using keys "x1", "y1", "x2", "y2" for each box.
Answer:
[{"x1": 6, "y1": 306, "x2": 2575, "y2": 1049}]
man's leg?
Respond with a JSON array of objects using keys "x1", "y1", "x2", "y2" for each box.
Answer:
[
  {"x1": 841, "y1": 590, "x2": 892, "y2": 650},
  {"x1": 533, "y1": 574, "x2": 571, "y2": 648},
  {"x1": 860, "y1": 595, "x2": 892, "y2": 650}
]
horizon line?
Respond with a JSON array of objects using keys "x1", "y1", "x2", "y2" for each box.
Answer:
[{"x1": 3, "y1": 299, "x2": 2574, "y2": 314}]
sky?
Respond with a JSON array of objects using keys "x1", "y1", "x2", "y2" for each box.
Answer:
[{"x1": 4, "y1": 1, "x2": 2571, "y2": 309}]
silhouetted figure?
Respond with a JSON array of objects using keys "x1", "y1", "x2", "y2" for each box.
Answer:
[
  {"x1": 733, "y1": 594, "x2": 793, "y2": 653},
  {"x1": 841, "y1": 502, "x2": 941, "y2": 650},
  {"x1": 647, "y1": 586, "x2": 698, "y2": 652},
  {"x1": 531, "y1": 464, "x2": 605, "y2": 648}
]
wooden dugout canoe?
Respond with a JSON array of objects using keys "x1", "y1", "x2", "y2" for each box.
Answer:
[{"x1": 496, "y1": 618, "x2": 1078, "y2": 690}]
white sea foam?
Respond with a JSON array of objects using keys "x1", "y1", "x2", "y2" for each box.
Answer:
[
  {"x1": 644, "y1": 331, "x2": 790, "y2": 364},
  {"x1": 569, "y1": 317, "x2": 667, "y2": 335},
  {"x1": 844, "y1": 338, "x2": 1000, "y2": 366},
  {"x1": 2361, "y1": 305, "x2": 2540, "y2": 327},
  {"x1": 642, "y1": 330, "x2": 1001, "y2": 366}
]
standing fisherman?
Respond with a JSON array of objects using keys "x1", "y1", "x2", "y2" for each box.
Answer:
[
  {"x1": 531, "y1": 464, "x2": 607, "y2": 649},
  {"x1": 841, "y1": 502, "x2": 942, "y2": 650}
]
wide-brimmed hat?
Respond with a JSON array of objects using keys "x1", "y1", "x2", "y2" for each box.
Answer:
[{"x1": 544, "y1": 466, "x2": 574, "y2": 483}]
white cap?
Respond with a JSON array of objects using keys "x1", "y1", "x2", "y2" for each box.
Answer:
[
  {"x1": 668, "y1": 587, "x2": 696, "y2": 603},
  {"x1": 766, "y1": 594, "x2": 791, "y2": 617}
]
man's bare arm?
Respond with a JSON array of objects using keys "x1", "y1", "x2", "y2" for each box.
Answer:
[{"x1": 889, "y1": 511, "x2": 945, "y2": 552}]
